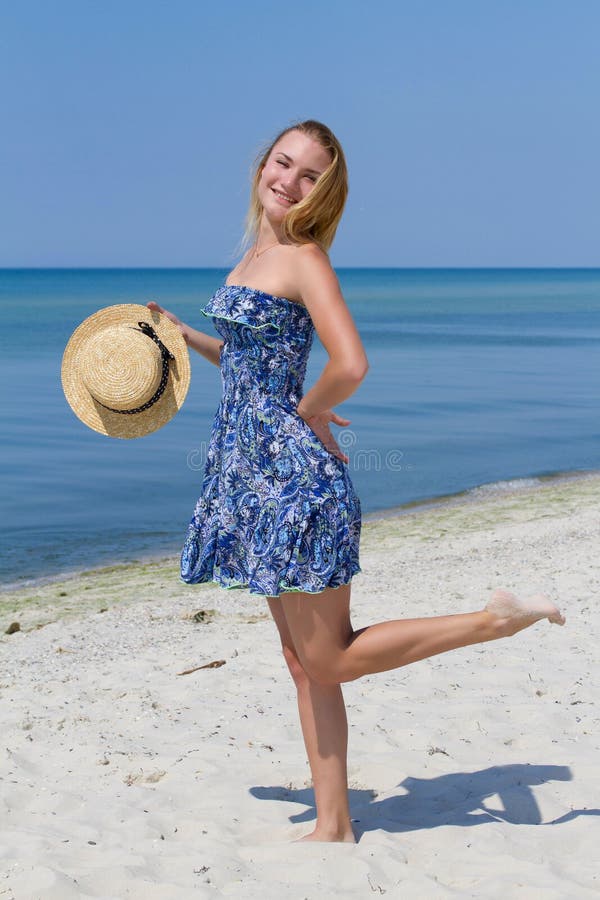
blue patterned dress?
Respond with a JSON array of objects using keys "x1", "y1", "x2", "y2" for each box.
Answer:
[{"x1": 180, "y1": 284, "x2": 362, "y2": 598}]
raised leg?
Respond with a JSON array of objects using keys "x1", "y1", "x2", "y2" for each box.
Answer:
[
  {"x1": 265, "y1": 584, "x2": 564, "y2": 841},
  {"x1": 280, "y1": 586, "x2": 565, "y2": 686},
  {"x1": 267, "y1": 598, "x2": 356, "y2": 843}
]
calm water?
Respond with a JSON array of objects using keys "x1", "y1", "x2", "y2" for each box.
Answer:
[{"x1": 1, "y1": 268, "x2": 599, "y2": 588}]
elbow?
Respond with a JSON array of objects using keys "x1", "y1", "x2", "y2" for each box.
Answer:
[
  {"x1": 349, "y1": 357, "x2": 369, "y2": 382},
  {"x1": 341, "y1": 366, "x2": 368, "y2": 384},
  {"x1": 332, "y1": 356, "x2": 369, "y2": 383}
]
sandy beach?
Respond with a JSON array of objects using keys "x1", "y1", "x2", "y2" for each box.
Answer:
[{"x1": 1, "y1": 473, "x2": 598, "y2": 899}]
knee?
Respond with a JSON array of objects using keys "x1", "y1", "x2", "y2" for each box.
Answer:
[
  {"x1": 281, "y1": 643, "x2": 310, "y2": 687},
  {"x1": 282, "y1": 644, "x2": 344, "y2": 687},
  {"x1": 299, "y1": 653, "x2": 345, "y2": 686}
]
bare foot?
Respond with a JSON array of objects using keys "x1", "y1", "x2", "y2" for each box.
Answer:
[
  {"x1": 294, "y1": 827, "x2": 356, "y2": 844},
  {"x1": 486, "y1": 589, "x2": 565, "y2": 636}
]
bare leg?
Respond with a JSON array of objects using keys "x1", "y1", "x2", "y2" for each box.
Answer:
[
  {"x1": 293, "y1": 677, "x2": 355, "y2": 842},
  {"x1": 280, "y1": 586, "x2": 565, "y2": 686},
  {"x1": 267, "y1": 599, "x2": 356, "y2": 843},
  {"x1": 266, "y1": 586, "x2": 564, "y2": 841}
]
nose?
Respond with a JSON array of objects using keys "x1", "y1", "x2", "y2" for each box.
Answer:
[{"x1": 281, "y1": 169, "x2": 299, "y2": 194}]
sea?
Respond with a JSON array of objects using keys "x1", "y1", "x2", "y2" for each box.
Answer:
[{"x1": 1, "y1": 268, "x2": 599, "y2": 590}]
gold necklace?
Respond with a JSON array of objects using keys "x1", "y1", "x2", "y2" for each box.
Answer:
[{"x1": 254, "y1": 240, "x2": 282, "y2": 259}]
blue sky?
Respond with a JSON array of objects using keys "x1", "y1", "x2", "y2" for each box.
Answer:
[{"x1": 1, "y1": 0, "x2": 598, "y2": 267}]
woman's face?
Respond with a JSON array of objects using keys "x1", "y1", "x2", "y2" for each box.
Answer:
[{"x1": 257, "y1": 130, "x2": 332, "y2": 224}]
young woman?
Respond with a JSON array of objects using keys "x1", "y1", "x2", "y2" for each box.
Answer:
[{"x1": 148, "y1": 119, "x2": 565, "y2": 844}]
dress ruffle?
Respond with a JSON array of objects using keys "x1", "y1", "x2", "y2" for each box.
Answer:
[
  {"x1": 181, "y1": 489, "x2": 361, "y2": 598},
  {"x1": 201, "y1": 285, "x2": 312, "y2": 333}
]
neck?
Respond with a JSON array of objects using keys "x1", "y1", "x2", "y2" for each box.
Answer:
[{"x1": 256, "y1": 214, "x2": 284, "y2": 249}]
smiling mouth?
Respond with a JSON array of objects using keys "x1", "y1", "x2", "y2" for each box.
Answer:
[{"x1": 272, "y1": 189, "x2": 297, "y2": 204}]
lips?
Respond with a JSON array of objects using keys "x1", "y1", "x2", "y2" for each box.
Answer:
[{"x1": 272, "y1": 188, "x2": 297, "y2": 205}]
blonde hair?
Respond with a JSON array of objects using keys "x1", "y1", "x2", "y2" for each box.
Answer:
[{"x1": 242, "y1": 120, "x2": 348, "y2": 253}]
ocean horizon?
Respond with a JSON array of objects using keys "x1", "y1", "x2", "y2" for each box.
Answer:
[{"x1": 1, "y1": 267, "x2": 599, "y2": 590}]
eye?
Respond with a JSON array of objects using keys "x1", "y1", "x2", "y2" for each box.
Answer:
[
  {"x1": 305, "y1": 174, "x2": 318, "y2": 183},
  {"x1": 276, "y1": 159, "x2": 289, "y2": 167}
]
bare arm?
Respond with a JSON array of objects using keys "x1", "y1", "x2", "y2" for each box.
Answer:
[
  {"x1": 183, "y1": 326, "x2": 224, "y2": 368},
  {"x1": 284, "y1": 246, "x2": 369, "y2": 464},
  {"x1": 146, "y1": 301, "x2": 223, "y2": 368},
  {"x1": 293, "y1": 246, "x2": 369, "y2": 420}
]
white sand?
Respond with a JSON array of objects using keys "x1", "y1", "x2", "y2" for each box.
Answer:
[{"x1": 1, "y1": 474, "x2": 599, "y2": 898}]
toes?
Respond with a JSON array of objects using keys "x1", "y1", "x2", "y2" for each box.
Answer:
[
  {"x1": 488, "y1": 589, "x2": 565, "y2": 628},
  {"x1": 529, "y1": 593, "x2": 565, "y2": 626}
]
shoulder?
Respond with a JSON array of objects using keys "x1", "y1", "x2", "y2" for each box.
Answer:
[
  {"x1": 292, "y1": 241, "x2": 330, "y2": 270},
  {"x1": 287, "y1": 243, "x2": 368, "y2": 374},
  {"x1": 289, "y1": 243, "x2": 338, "y2": 297}
]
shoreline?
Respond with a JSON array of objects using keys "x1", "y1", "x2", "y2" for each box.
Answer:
[
  {"x1": 363, "y1": 465, "x2": 600, "y2": 522},
  {"x1": 3, "y1": 466, "x2": 599, "y2": 635},
  {"x1": 1, "y1": 465, "x2": 598, "y2": 599}
]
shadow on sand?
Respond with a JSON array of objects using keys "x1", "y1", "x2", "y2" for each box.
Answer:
[{"x1": 250, "y1": 763, "x2": 599, "y2": 836}]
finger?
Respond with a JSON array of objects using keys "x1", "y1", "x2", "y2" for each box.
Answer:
[
  {"x1": 328, "y1": 438, "x2": 346, "y2": 460},
  {"x1": 313, "y1": 425, "x2": 343, "y2": 458},
  {"x1": 324, "y1": 437, "x2": 348, "y2": 463}
]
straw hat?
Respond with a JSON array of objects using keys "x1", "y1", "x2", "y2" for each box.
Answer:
[{"x1": 61, "y1": 303, "x2": 191, "y2": 439}]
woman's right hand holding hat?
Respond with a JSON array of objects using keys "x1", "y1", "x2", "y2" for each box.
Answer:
[
  {"x1": 148, "y1": 301, "x2": 223, "y2": 368},
  {"x1": 146, "y1": 301, "x2": 190, "y2": 344}
]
